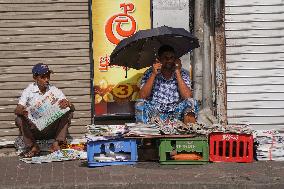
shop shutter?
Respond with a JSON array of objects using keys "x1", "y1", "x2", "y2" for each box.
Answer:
[
  {"x1": 0, "y1": 0, "x2": 91, "y2": 145},
  {"x1": 225, "y1": 0, "x2": 284, "y2": 130}
]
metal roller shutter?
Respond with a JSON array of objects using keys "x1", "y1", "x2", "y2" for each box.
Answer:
[
  {"x1": 225, "y1": 0, "x2": 284, "y2": 130},
  {"x1": 0, "y1": 0, "x2": 91, "y2": 146}
]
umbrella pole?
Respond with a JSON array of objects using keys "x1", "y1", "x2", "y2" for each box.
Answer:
[{"x1": 125, "y1": 67, "x2": 128, "y2": 78}]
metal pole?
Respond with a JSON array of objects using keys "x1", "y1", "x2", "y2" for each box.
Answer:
[
  {"x1": 202, "y1": 0, "x2": 213, "y2": 110},
  {"x1": 210, "y1": 35, "x2": 216, "y2": 114},
  {"x1": 193, "y1": 0, "x2": 204, "y2": 107},
  {"x1": 88, "y1": 0, "x2": 95, "y2": 124},
  {"x1": 215, "y1": 0, "x2": 227, "y2": 125}
]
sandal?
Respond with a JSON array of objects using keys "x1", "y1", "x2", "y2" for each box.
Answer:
[
  {"x1": 20, "y1": 145, "x2": 40, "y2": 158},
  {"x1": 20, "y1": 150, "x2": 40, "y2": 158}
]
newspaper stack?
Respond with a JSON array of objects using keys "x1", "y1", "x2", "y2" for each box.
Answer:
[
  {"x1": 254, "y1": 130, "x2": 284, "y2": 161},
  {"x1": 85, "y1": 135, "x2": 118, "y2": 142},
  {"x1": 175, "y1": 123, "x2": 252, "y2": 135},
  {"x1": 124, "y1": 123, "x2": 161, "y2": 136},
  {"x1": 150, "y1": 116, "x2": 181, "y2": 135},
  {"x1": 86, "y1": 124, "x2": 129, "y2": 136},
  {"x1": 86, "y1": 124, "x2": 129, "y2": 139},
  {"x1": 86, "y1": 120, "x2": 253, "y2": 138},
  {"x1": 150, "y1": 114, "x2": 253, "y2": 135},
  {"x1": 94, "y1": 152, "x2": 131, "y2": 162},
  {"x1": 190, "y1": 123, "x2": 253, "y2": 135}
]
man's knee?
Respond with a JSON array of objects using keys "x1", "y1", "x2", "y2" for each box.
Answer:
[
  {"x1": 66, "y1": 111, "x2": 73, "y2": 120},
  {"x1": 59, "y1": 111, "x2": 73, "y2": 126},
  {"x1": 183, "y1": 112, "x2": 196, "y2": 124},
  {"x1": 15, "y1": 116, "x2": 24, "y2": 128}
]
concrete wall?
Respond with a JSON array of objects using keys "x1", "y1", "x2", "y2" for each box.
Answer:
[{"x1": 152, "y1": 0, "x2": 194, "y2": 71}]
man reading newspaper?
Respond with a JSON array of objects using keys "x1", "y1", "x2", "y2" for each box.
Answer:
[{"x1": 14, "y1": 63, "x2": 75, "y2": 158}]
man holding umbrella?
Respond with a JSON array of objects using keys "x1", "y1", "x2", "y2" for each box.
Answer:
[
  {"x1": 137, "y1": 45, "x2": 198, "y2": 124},
  {"x1": 110, "y1": 26, "x2": 199, "y2": 124}
]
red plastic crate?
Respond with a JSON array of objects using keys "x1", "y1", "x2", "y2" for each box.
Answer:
[{"x1": 209, "y1": 133, "x2": 253, "y2": 162}]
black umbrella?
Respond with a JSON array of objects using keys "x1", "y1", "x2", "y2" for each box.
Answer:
[{"x1": 110, "y1": 25, "x2": 199, "y2": 71}]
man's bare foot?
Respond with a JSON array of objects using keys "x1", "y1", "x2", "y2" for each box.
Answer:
[
  {"x1": 49, "y1": 141, "x2": 61, "y2": 152},
  {"x1": 183, "y1": 112, "x2": 196, "y2": 124},
  {"x1": 20, "y1": 144, "x2": 40, "y2": 158}
]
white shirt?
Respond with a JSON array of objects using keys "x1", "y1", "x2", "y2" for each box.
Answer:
[{"x1": 18, "y1": 83, "x2": 66, "y2": 108}]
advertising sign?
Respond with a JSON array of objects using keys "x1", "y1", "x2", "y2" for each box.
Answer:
[
  {"x1": 27, "y1": 89, "x2": 70, "y2": 131},
  {"x1": 92, "y1": 0, "x2": 151, "y2": 116}
]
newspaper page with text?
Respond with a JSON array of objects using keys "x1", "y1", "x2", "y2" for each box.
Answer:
[{"x1": 27, "y1": 88, "x2": 70, "y2": 131}]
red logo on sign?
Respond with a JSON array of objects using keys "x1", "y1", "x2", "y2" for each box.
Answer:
[{"x1": 105, "y1": 3, "x2": 137, "y2": 45}]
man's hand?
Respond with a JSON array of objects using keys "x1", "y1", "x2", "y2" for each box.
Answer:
[
  {"x1": 59, "y1": 99, "x2": 70, "y2": 109},
  {"x1": 152, "y1": 58, "x2": 162, "y2": 76},
  {"x1": 139, "y1": 59, "x2": 161, "y2": 99},
  {"x1": 175, "y1": 58, "x2": 182, "y2": 74},
  {"x1": 14, "y1": 104, "x2": 28, "y2": 117}
]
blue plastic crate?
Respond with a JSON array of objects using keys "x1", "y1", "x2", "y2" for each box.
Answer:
[{"x1": 87, "y1": 138, "x2": 137, "y2": 167}]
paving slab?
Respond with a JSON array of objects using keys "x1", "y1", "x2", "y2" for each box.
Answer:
[{"x1": 0, "y1": 157, "x2": 284, "y2": 189}]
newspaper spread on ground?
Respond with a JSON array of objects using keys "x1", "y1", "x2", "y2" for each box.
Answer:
[
  {"x1": 20, "y1": 149, "x2": 87, "y2": 164},
  {"x1": 254, "y1": 130, "x2": 284, "y2": 161},
  {"x1": 27, "y1": 88, "x2": 70, "y2": 131}
]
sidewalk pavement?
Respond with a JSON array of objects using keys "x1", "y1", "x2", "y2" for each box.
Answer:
[{"x1": 0, "y1": 156, "x2": 284, "y2": 189}]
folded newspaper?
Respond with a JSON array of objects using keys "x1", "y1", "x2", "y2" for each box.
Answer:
[
  {"x1": 254, "y1": 130, "x2": 284, "y2": 161},
  {"x1": 27, "y1": 88, "x2": 70, "y2": 131}
]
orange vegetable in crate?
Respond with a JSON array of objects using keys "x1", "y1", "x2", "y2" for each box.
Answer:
[
  {"x1": 67, "y1": 144, "x2": 86, "y2": 151},
  {"x1": 172, "y1": 153, "x2": 202, "y2": 161}
]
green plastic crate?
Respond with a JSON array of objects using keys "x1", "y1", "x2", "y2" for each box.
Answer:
[{"x1": 159, "y1": 137, "x2": 209, "y2": 164}]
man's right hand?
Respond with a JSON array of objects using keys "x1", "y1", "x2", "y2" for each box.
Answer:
[
  {"x1": 15, "y1": 104, "x2": 28, "y2": 117},
  {"x1": 139, "y1": 59, "x2": 161, "y2": 99},
  {"x1": 152, "y1": 59, "x2": 162, "y2": 76}
]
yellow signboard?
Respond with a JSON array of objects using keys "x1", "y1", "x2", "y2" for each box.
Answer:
[{"x1": 92, "y1": 0, "x2": 151, "y2": 116}]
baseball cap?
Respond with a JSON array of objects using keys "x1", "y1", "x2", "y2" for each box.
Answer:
[{"x1": 32, "y1": 63, "x2": 53, "y2": 76}]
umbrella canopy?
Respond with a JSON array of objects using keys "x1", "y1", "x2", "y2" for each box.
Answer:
[{"x1": 110, "y1": 25, "x2": 199, "y2": 70}]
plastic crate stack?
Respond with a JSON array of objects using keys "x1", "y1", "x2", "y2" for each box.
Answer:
[
  {"x1": 159, "y1": 137, "x2": 209, "y2": 164},
  {"x1": 87, "y1": 138, "x2": 138, "y2": 167},
  {"x1": 158, "y1": 133, "x2": 254, "y2": 164},
  {"x1": 209, "y1": 133, "x2": 254, "y2": 163}
]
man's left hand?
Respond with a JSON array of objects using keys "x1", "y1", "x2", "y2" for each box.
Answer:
[
  {"x1": 175, "y1": 58, "x2": 182, "y2": 74},
  {"x1": 59, "y1": 99, "x2": 70, "y2": 109}
]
